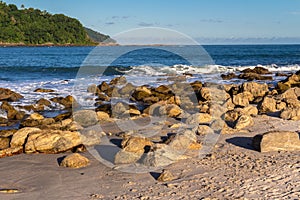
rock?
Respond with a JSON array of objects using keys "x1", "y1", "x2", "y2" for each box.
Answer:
[
  {"x1": 36, "y1": 98, "x2": 51, "y2": 107},
  {"x1": 109, "y1": 76, "x2": 127, "y2": 85},
  {"x1": 238, "y1": 73, "x2": 272, "y2": 81},
  {"x1": 29, "y1": 113, "x2": 44, "y2": 120},
  {"x1": 98, "y1": 81, "x2": 110, "y2": 92},
  {"x1": 73, "y1": 110, "x2": 98, "y2": 127},
  {"x1": 241, "y1": 82, "x2": 269, "y2": 98},
  {"x1": 34, "y1": 88, "x2": 55, "y2": 93},
  {"x1": 157, "y1": 170, "x2": 175, "y2": 182},
  {"x1": 200, "y1": 87, "x2": 227, "y2": 102},
  {"x1": 241, "y1": 66, "x2": 271, "y2": 74},
  {"x1": 224, "y1": 110, "x2": 240, "y2": 123},
  {"x1": 0, "y1": 137, "x2": 10, "y2": 150},
  {"x1": 253, "y1": 131, "x2": 300, "y2": 152},
  {"x1": 166, "y1": 129, "x2": 197, "y2": 151},
  {"x1": 142, "y1": 145, "x2": 189, "y2": 167},
  {"x1": 119, "y1": 83, "x2": 136, "y2": 95},
  {"x1": 114, "y1": 149, "x2": 143, "y2": 164},
  {"x1": 197, "y1": 125, "x2": 214, "y2": 135},
  {"x1": 96, "y1": 93, "x2": 110, "y2": 102},
  {"x1": 111, "y1": 102, "x2": 127, "y2": 117},
  {"x1": 239, "y1": 105, "x2": 258, "y2": 116},
  {"x1": 232, "y1": 92, "x2": 253, "y2": 107},
  {"x1": 25, "y1": 130, "x2": 82, "y2": 153},
  {"x1": 60, "y1": 153, "x2": 90, "y2": 168},
  {"x1": 221, "y1": 73, "x2": 237, "y2": 80},
  {"x1": 185, "y1": 113, "x2": 212, "y2": 125},
  {"x1": 80, "y1": 128, "x2": 102, "y2": 146},
  {"x1": 280, "y1": 108, "x2": 300, "y2": 120},
  {"x1": 0, "y1": 129, "x2": 17, "y2": 137},
  {"x1": 121, "y1": 136, "x2": 153, "y2": 153},
  {"x1": 234, "y1": 115, "x2": 254, "y2": 130},
  {"x1": 155, "y1": 85, "x2": 171, "y2": 94},
  {"x1": 284, "y1": 98, "x2": 300, "y2": 108},
  {"x1": 0, "y1": 88, "x2": 23, "y2": 102},
  {"x1": 258, "y1": 96, "x2": 277, "y2": 113},
  {"x1": 159, "y1": 104, "x2": 182, "y2": 118},
  {"x1": 50, "y1": 95, "x2": 77, "y2": 108},
  {"x1": 10, "y1": 127, "x2": 41, "y2": 148},
  {"x1": 280, "y1": 87, "x2": 300, "y2": 99},
  {"x1": 96, "y1": 111, "x2": 110, "y2": 121},
  {"x1": 54, "y1": 112, "x2": 72, "y2": 122},
  {"x1": 0, "y1": 146, "x2": 23, "y2": 158},
  {"x1": 0, "y1": 102, "x2": 18, "y2": 119},
  {"x1": 188, "y1": 141, "x2": 202, "y2": 150}
]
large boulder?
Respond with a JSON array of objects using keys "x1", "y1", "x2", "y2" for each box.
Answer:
[
  {"x1": 234, "y1": 115, "x2": 254, "y2": 130},
  {"x1": 0, "y1": 137, "x2": 10, "y2": 150},
  {"x1": 50, "y1": 95, "x2": 77, "y2": 108},
  {"x1": 10, "y1": 127, "x2": 41, "y2": 148},
  {"x1": 0, "y1": 88, "x2": 23, "y2": 102},
  {"x1": 0, "y1": 102, "x2": 18, "y2": 119},
  {"x1": 232, "y1": 92, "x2": 253, "y2": 107},
  {"x1": 280, "y1": 87, "x2": 300, "y2": 99},
  {"x1": 253, "y1": 131, "x2": 300, "y2": 152},
  {"x1": 280, "y1": 108, "x2": 300, "y2": 120},
  {"x1": 25, "y1": 130, "x2": 82, "y2": 153},
  {"x1": 185, "y1": 113, "x2": 212, "y2": 125}
]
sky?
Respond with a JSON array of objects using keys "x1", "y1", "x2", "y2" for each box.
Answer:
[{"x1": 3, "y1": 0, "x2": 300, "y2": 44}]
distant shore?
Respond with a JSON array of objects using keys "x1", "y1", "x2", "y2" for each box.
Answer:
[{"x1": 0, "y1": 42, "x2": 119, "y2": 47}]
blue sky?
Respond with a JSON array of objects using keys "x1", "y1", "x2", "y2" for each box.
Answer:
[{"x1": 3, "y1": 0, "x2": 300, "y2": 43}]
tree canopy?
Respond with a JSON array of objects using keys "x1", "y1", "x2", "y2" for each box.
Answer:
[{"x1": 0, "y1": 2, "x2": 114, "y2": 45}]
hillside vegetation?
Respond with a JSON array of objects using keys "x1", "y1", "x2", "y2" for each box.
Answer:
[{"x1": 0, "y1": 2, "x2": 114, "y2": 45}]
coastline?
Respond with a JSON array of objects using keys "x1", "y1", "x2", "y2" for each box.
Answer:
[{"x1": 0, "y1": 42, "x2": 119, "y2": 47}]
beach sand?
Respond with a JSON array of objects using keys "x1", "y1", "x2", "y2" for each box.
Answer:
[{"x1": 0, "y1": 115, "x2": 299, "y2": 200}]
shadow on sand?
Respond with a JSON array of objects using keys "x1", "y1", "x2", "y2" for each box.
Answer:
[{"x1": 226, "y1": 136, "x2": 256, "y2": 151}]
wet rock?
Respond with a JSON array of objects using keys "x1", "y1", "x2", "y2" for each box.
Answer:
[
  {"x1": 25, "y1": 130, "x2": 82, "y2": 153},
  {"x1": 54, "y1": 112, "x2": 72, "y2": 122},
  {"x1": 10, "y1": 127, "x2": 41, "y2": 148},
  {"x1": 109, "y1": 76, "x2": 127, "y2": 85},
  {"x1": 258, "y1": 96, "x2": 277, "y2": 113},
  {"x1": 0, "y1": 102, "x2": 18, "y2": 119},
  {"x1": 0, "y1": 88, "x2": 23, "y2": 102},
  {"x1": 253, "y1": 131, "x2": 300, "y2": 152},
  {"x1": 29, "y1": 113, "x2": 44, "y2": 120},
  {"x1": 119, "y1": 83, "x2": 136, "y2": 95},
  {"x1": 234, "y1": 115, "x2": 254, "y2": 130},
  {"x1": 221, "y1": 73, "x2": 237, "y2": 80},
  {"x1": 50, "y1": 95, "x2": 77, "y2": 109},
  {"x1": 0, "y1": 137, "x2": 10, "y2": 150},
  {"x1": 154, "y1": 85, "x2": 171, "y2": 94},
  {"x1": 280, "y1": 87, "x2": 300, "y2": 100},
  {"x1": 36, "y1": 98, "x2": 51, "y2": 107},
  {"x1": 241, "y1": 66, "x2": 271, "y2": 74},
  {"x1": 34, "y1": 88, "x2": 55, "y2": 93},
  {"x1": 60, "y1": 153, "x2": 90, "y2": 168},
  {"x1": 98, "y1": 81, "x2": 110, "y2": 92},
  {"x1": 73, "y1": 110, "x2": 98, "y2": 127},
  {"x1": 238, "y1": 73, "x2": 272, "y2": 81}
]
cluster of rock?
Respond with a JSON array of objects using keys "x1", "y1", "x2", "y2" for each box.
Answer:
[{"x1": 0, "y1": 67, "x2": 300, "y2": 169}]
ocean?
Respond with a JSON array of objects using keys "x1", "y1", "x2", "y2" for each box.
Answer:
[{"x1": 1, "y1": 45, "x2": 300, "y2": 106}]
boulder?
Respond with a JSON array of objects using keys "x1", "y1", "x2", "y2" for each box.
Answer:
[
  {"x1": 159, "y1": 104, "x2": 182, "y2": 118},
  {"x1": 10, "y1": 127, "x2": 41, "y2": 148},
  {"x1": 232, "y1": 92, "x2": 253, "y2": 107},
  {"x1": 25, "y1": 130, "x2": 82, "y2": 153},
  {"x1": 197, "y1": 125, "x2": 214, "y2": 135},
  {"x1": 109, "y1": 76, "x2": 127, "y2": 85},
  {"x1": 253, "y1": 131, "x2": 300, "y2": 152},
  {"x1": 166, "y1": 129, "x2": 197, "y2": 151},
  {"x1": 96, "y1": 111, "x2": 110, "y2": 121},
  {"x1": 36, "y1": 98, "x2": 51, "y2": 107},
  {"x1": 60, "y1": 153, "x2": 90, "y2": 168},
  {"x1": 73, "y1": 110, "x2": 98, "y2": 127},
  {"x1": 121, "y1": 136, "x2": 153, "y2": 153},
  {"x1": 241, "y1": 82, "x2": 269, "y2": 98},
  {"x1": 258, "y1": 96, "x2": 277, "y2": 113},
  {"x1": 50, "y1": 95, "x2": 77, "y2": 109},
  {"x1": 118, "y1": 83, "x2": 136, "y2": 95},
  {"x1": 98, "y1": 81, "x2": 110, "y2": 92},
  {"x1": 238, "y1": 73, "x2": 272, "y2": 81},
  {"x1": 234, "y1": 115, "x2": 254, "y2": 130},
  {"x1": 280, "y1": 87, "x2": 300, "y2": 99},
  {"x1": 0, "y1": 88, "x2": 23, "y2": 102},
  {"x1": 114, "y1": 149, "x2": 143, "y2": 164},
  {"x1": 280, "y1": 108, "x2": 300, "y2": 120},
  {"x1": 221, "y1": 73, "x2": 237, "y2": 80},
  {"x1": 241, "y1": 66, "x2": 271, "y2": 74},
  {"x1": 238, "y1": 105, "x2": 258, "y2": 116}
]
